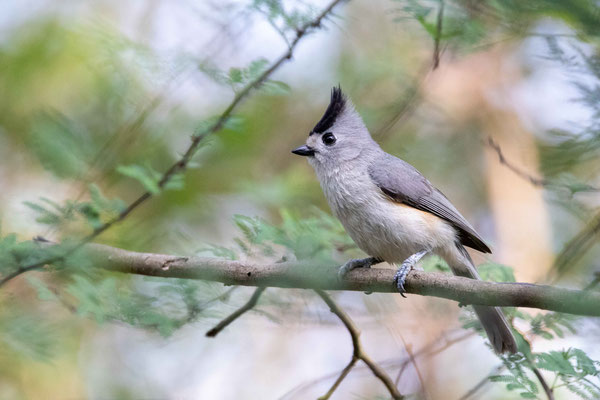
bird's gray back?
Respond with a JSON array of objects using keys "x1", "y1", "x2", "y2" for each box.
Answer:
[{"x1": 368, "y1": 152, "x2": 491, "y2": 253}]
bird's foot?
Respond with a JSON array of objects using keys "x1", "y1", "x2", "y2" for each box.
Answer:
[
  {"x1": 338, "y1": 257, "x2": 382, "y2": 279},
  {"x1": 394, "y1": 250, "x2": 428, "y2": 298}
]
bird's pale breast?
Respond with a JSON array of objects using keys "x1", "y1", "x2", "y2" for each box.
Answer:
[{"x1": 316, "y1": 164, "x2": 457, "y2": 264}]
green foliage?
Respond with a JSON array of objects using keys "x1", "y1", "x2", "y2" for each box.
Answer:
[
  {"x1": 29, "y1": 113, "x2": 92, "y2": 179},
  {"x1": 250, "y1": 0, "x2": 318, "y2": 40},
  {"x1": 478, "y1": 262, "x2": 516, "y2": 283},
  {"x1": 200, "y1": 57, "x2": 291, "y2": 99},
  {"x1": 0, "y1": 309, "x2": 57, "y2": 361},
  {"x1": 230, "y1": 208, "x2": 352, "y2": 261},
  {"x1": 492, "y1": 348, "x2": 600, "y2": 399},
  {"x1": 24, "y1": 266, "x2": 228, "y2": 338},
  {"x1": 117, "y1": 164, "x2": 163, "y2": 194},
  {"x1": 0, "y1": 233, "x2": 51, "y2": 276},
  {"x1": 527, "y1": 312, "x2": 578, "y2": 340},
  {"x1": 539, "y1": 38, "x2": 600, "y2": 182},
  {"x1": 393, "y1": 0, "x2": 486, "y2": 48},
  {"x1": 23, "y1": 184, "x2": 125, "y2": 231}
]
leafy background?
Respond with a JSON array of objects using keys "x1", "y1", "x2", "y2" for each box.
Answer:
[{"x1": 1, "y1": 0, "x2": 600, "y2": 398}]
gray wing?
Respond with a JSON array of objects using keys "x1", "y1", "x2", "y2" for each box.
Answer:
[{"x1": 368, "y1": 153, "x2": 491, "y2": 253}]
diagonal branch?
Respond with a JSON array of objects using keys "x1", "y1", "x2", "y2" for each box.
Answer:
[
  {"x1": 432, "y1": 0, "x2": 444, "y2": 69},
  {"x1": 206, "y1": 286, "x2": 267, "y2": 337},
  {"x1": 314, "y1": 289, "x2": 403, "y2": 400},
  {"x1": 532, "y1": 365, "x2": 555, "y2": 400},
  {"x1": 0, "y1": 0, "x2": 347, "y2": 289},
  {"x1": 280, "y1": 329, "x2": 472, "y2": 400},
  {"x1": 552, "y1": 211, "x2": 600, "y2": 279},
  {"x1": 458, "y1": 364, "x2": 504, "y2": 400},
  {"x1": 486, "y1": 137, "x2": 600, "y2": 192}
]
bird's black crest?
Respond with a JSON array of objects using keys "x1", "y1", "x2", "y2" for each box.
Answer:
[{"x1": 310, "y1": 86, "x2": 347, "y2": 135}]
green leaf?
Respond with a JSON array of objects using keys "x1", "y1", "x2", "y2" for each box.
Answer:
[
  {"x1": 23, "y1": 201, "x2": 61, "y2": 225},
  {"x1": 536, "y1": 351, "x2": 578, "y2": 375},
  {"x1": 478, "y1": 262, "x2": 516, "y2": 282},
  {"x1": 88, "y1": 183, "x2": 126, "y2": 213},
  {"x1": 0, "y1": 311, "x2": 56, "y2": 361},
  {"x1": 29, "y1": 114, "x2": 88, "y2": 179},
  {"x1": 246, "y1": 58, "x2": 269, "y2": 80},
  {"x1": 519, "y1": 392, "x2": 536, "y2": 398},
  {"x1": 228, "y1": 67, "x2": 243, "y2": 84},
  {"x1": 26, "y1": 276, "x2": 58, "y2": 301},
  {"x1": 263, "y1": 80, "x2": 291, "y2": 95},
  {"x1": 76, "y1": 202, "x2": 102, "y2": 229},
  {"x1": 117, "y1": 164, "x2": 161, "y2": 194}
]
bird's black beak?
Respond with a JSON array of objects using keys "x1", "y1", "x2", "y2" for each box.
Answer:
[{"x1": 291, "y1": 145, "x2": 315, "y2": 157}]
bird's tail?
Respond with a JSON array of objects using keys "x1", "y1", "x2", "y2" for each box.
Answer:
[{"x1": 449, "y1": 245, "x2": 518, "y2": 354}]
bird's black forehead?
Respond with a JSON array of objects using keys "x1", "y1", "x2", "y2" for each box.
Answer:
[{"x1": 309, "y1": 86, "x2": 346, "y2": 136}]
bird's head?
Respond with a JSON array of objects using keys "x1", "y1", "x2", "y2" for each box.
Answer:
[{"x1": 292, "y1": 86, "x2": 375, "y2": 167}]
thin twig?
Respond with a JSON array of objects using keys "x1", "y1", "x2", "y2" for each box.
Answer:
[
  {"x1": 0, "y1": 0, "x2": 347, "y2": 289},
  {"x1": 394, "y1": 330, "x2": 474, "y2": 385},
  {"x1": 532, "y1": 366, "x2": 555, "y2": 400},
  {"x1": 315, "y1": 289, "x2": 403, "y2": 400},
  {"x1": 206, "y1": 286, "x2": 267, "y2": 337},
  {"x1": 280, "y1": 329, "x2": 473, "y2": 400},
  {"x1": 398, "y1": 335, "x2": 429, "y2": 399},
  {"x1": 432, "y1": 0, "x2": 444, "y2": 70},
  {"x1": 584, "y1": 271, "x2": 600, "y2": 291},
  {"x1": 486, "y1": 137, "x2": 551, "y2": 187},
  {"x1": 552, "y1": 211, "x2": 600, "y2": 280},
  {"x1": 459, "y1": 364, "x2": 505, "y2": 400},
  {"x1": 317, "y1": 356, "x2": 359, "y2": 400},
  {"x1": 486, "y1": 137, "x2": 600, "y2": 193}
]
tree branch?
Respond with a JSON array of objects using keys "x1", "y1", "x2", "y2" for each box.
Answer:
[
  {"x1": 206, "y1": 286, "x2": 266, "y2": 337},
  {"x1": 0, "y1": 0, "x2": 347, "y2": 289},
  {"x1": 74, "y1": 243, "x2": 600, "y2": 316},
  {"x1": 486, "y1": 137, "x2": 599, "y2": 193},
  {"x1": 314, "y1": 290, "x2": 403, "y2": 400}
]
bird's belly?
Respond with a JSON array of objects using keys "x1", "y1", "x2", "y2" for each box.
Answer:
[{"x1": 332, "y1": 195, "x2": 457, "y2": 264}]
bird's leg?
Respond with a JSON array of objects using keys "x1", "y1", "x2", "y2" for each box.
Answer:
[
  {"x1": 394, "y1": 250, "x2": 428, "y2": 298},
  {"x1": 338, "y1": 257, "x2": 383, "y2": 278}
]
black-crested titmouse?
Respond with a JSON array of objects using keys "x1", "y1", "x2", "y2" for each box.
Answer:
[{"x1": 292, "y1": 87, "x2": 517, "y2": 354}]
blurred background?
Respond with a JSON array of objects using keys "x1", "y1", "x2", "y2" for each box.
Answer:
[{"x1": 1, "y1": 0, "x2": 600, "y2": 399}]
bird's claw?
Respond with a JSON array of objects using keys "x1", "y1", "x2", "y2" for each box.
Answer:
[
  {"x1": 394, "y1": 250, "x2": 428, "y2": 298},
  {"x1": 338, "y1": 257, "x2": 381, "y2": 279}
]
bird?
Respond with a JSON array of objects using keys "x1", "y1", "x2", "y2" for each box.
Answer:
[{"x1": 291, "y1": 86, "x2": 517, "y2": 354}]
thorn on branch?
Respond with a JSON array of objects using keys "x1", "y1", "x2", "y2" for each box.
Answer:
[
  {"x1": 314, "y1": 289, "x2": 404, "y2": 400},
  {"x1": 206, "y1": 286, "x2": 267, "y2": 337}
]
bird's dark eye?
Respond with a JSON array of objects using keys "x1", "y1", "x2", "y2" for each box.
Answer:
[{"x1": 322, "y1": 132, "x2": 336, "y2": 146}]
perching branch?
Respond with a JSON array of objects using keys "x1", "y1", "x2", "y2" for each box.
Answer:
[
  {"x1": 0, "y1": 0, "x2": 347, "y2": 290},
  {"x1": 60, "y1": 243, "x2": 600, "y2": 316},
  {"x1": 205, "y1": 286, "x2": 267, "y2": 337},
  {"x1": 314, "y1": 289, "x2": 403, "y2": 400}
]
